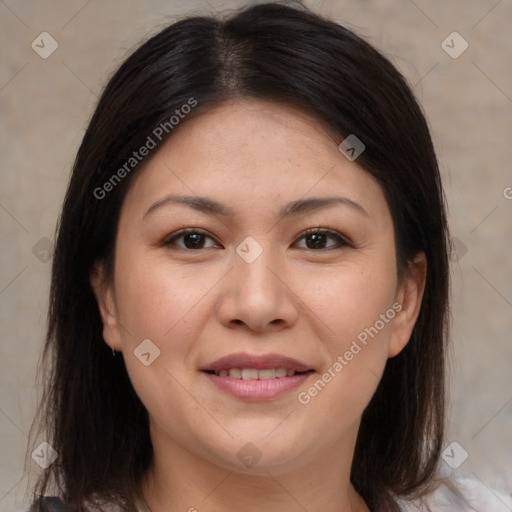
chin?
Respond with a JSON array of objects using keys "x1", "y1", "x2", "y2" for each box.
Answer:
[{"x1": 199, "y1": 430, "x2": 309, "y2": 475}]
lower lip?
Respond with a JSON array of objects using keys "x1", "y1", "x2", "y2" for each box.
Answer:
[{"x1": 202, "y1": 371, "x2": 313, "y2": 401}]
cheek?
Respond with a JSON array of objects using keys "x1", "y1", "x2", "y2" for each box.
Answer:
[
  {"x1": 112, "y1": 254, "x2": 224, "y2": 398},
  {"x1": 294, "y1": 259, "x2": 397, "y2": 395},
  {"x1": 113, "y1": 256, "x2": 213, "y2": 427},
  {"x1": 295, "y1": 258, "x2": 398, "y2": 344},
  {"x1": 292, "y1": 261, "x2": 398, "y2": 425},
  {"x1": 114, "y1": 253, "x2": 215, "y2": 343}
]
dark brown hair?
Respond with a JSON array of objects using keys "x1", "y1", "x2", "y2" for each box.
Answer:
[{"x1": 29, "y1": 2, "x2": 450, "y2": 511}]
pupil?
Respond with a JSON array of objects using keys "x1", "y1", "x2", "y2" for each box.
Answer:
[
  {"x1": 307, "y1": 233, "x2": 325, "y2": 249},
  {"x1": 185, "y1": 233, "x2": 203, "y2": 248}
]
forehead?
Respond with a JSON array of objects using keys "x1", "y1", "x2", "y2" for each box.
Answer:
[{"x1": 121, "y1": 98, "x2": 389, "y2": 223}]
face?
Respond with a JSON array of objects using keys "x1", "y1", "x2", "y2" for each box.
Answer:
[{"x1": 92, "y1": 98, "x2": 425, "y2": 477}]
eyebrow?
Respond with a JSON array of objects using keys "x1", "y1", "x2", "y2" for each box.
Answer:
[{"x1": 143, "y1": 194, "x2": 368, "y2": 220}]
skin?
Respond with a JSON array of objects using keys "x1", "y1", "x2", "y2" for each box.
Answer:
[{"x1": 91, "y1": 98, "x2": 426, "y2": 512}]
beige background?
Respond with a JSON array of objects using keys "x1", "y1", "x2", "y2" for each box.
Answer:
[{"x1": 1, "y1": 0, "x2": 511, "y2": 510}]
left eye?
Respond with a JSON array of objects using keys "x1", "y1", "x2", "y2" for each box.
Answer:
[{"x1": 294, "y1": 228, "x2": 348, "y2": 250}]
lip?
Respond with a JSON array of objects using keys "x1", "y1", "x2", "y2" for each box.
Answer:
[
  {"x1": 200, "y1": 352, "x2": 312, "y2": 372},
  {"x1": 200, "y1": 352, "x2": 314, "y2": 401},
  {"x1": 202, "y1": 371, "x2": 314, "y2": 401}
]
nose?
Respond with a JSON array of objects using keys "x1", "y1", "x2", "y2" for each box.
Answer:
[{"x1": 215, "y1": 243, "x2": 299, "y2": 332}]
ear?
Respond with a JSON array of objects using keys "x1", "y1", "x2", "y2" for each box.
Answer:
[
  {"x1": 90, "y1": 261, "x2": 123, "y2": 352},
  {"x1": 388, "y1": 252, "x2": 427, "y2": 358}
]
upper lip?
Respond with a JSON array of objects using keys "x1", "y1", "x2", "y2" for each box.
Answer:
[{"x1": 200, "y1": 352, "x2": 313, "y2": 372}]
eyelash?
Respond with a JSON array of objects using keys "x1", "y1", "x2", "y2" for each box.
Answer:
[{"x1": 163, "y1": 227, "x2": 351, "y2": 251}]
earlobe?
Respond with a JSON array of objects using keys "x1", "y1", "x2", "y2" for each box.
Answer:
[
  {"x1": 388, "y1": 252, "x2": 427, "y2": 358},
  {"x1": 90, "y1": 262, "x2": 123, "y2": 352}
]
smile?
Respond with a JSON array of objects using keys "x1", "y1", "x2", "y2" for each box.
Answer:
[{"x1": 210, "y1": 368, "x2": 300, "y2": 379}]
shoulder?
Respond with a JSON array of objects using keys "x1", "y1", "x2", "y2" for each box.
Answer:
[{"x1": 396, "y1": 474, "x2": 512, "y2": 512}]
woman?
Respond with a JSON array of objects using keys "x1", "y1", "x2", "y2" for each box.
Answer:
[{"x1": 27, "y1": 2, "x2": 495, "y2": 511}]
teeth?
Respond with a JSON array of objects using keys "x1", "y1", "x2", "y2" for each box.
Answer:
[
  {"x1": 258, "y1": 369, "x2": 277, "y2": 380},
  {"x1": 229, "y1": 368, "x2": 242, "y2": 379},
  {"x1": 241, "y1": 368, "x2": 259, "y2": 380},
  {"x1": 214, "y1": 368, "x2": 297, "y2": 379}
]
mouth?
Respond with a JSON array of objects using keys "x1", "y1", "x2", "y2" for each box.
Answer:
[
  {"x1": 202, "y1": 368, "x2": 313, "y2": 379},
  {"x1": 200, "y1": 352, "x2": 315, "y2": 400}
]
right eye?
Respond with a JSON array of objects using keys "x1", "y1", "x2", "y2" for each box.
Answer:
[{"x1": 163, "y1": 229, "x2": 222, "y2": 250}]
